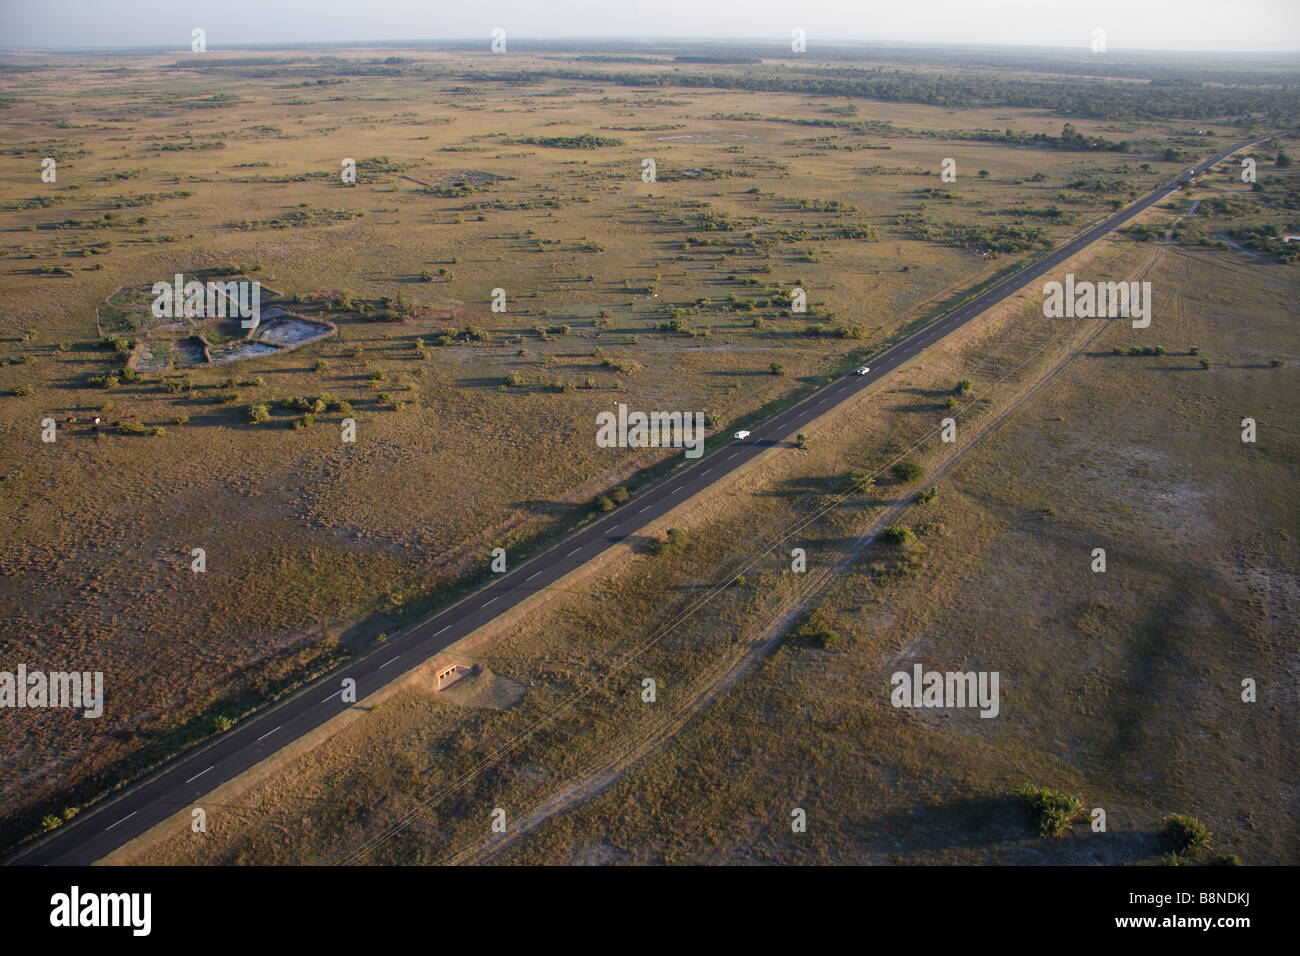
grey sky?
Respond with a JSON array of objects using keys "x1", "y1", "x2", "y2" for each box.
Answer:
[{"x1": 1, "y1": 0, "x2": 1297, "y2": 52}]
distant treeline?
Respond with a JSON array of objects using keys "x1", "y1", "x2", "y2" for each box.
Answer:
[
  {"x1": 468, "y1": 66, "x2": 1296, "y2": 123},
  {"x1": 152, "y1": 44, "x2": 1300, "y2": 123}
]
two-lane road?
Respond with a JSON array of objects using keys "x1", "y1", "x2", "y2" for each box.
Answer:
[{"x1": 9, "y1": 132, "x2": 1275, "y2": 866}]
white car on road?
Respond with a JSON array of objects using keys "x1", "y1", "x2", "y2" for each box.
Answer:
[
  {"x1": 856, "y1": 366, "x2": 870, "y2": 375},
  {"x1": 733, "y1": 430, "x2": 751, "y2": 440}
]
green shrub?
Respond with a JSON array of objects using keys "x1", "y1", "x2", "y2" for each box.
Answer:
[
  {"x1": 814, "y1": 629, "x2": 839, "y2": 649},
  {"x1": 955, "y1": 379, "x2": 973, "y2": 395},
  {"x1": 248, "y1": 403, "x2": 270, "y2": 424},
  {"x1": 609, "y1": 486, "x2": 630, "y2": 504},
  {"x1": 1018, "y1": 786, "x2": 1085, "y2": 838},
  {"x1": 892, "y1": 460, "x2": 924, "y2": 483},
  {"x1": 769, "y1": 362, "x2": 785, "y2": 375},
  {"x1": 1162, "y1": 815, "x2": 1211, "y2": 854},
  {"x1": 847, "y1": 469, "x2": 875, "y2": 491},
  {"x1": 880, "y1": 525, "x2": 915, "y2": 546},
  {"x1": 10, "y1": 383, "x2": 33, "y2": 396},
  {"x1": 651, "y1": 527, "x2": 688, "y2": 555},
  {"x1": 213, "y1": 715, "x2": 236, "y2": 732},
  {"x1": 292, "y1": 414, "x2": 314, "y2": 429}
]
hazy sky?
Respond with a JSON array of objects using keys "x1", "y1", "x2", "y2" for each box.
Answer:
[{"x1": 1, "y1": 0, "x2": 1297, "y2": 52}]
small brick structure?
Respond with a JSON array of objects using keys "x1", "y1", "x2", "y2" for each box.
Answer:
[{"x1": 435, "y1": 662, "x2": 479, "y2": 692}]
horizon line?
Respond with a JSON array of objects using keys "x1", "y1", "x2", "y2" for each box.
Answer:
[{"x1": 1, "y1": 37, "x2": 1298, "y2": 57}]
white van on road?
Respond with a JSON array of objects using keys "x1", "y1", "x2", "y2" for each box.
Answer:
[{"x1": 733, "y1": 430, "x2": 751, "y2": 440}]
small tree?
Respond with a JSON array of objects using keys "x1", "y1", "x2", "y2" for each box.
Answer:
[
  {"x1": 881, "y1": 525, "x2": 915, "y2": 546},
  {"x1": 652, "y1": 528, "x2": 688, "y2": 555},
  {"x1": 769, "y1": 362, "x2": 785, "y2": 375},
  {"x1": 892, "y1": 460, "x2": 924, "y2": 484}
]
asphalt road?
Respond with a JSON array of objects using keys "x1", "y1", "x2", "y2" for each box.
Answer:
[{"x1": 9, "y1": 133, "x2": 1274, "y2": 866}]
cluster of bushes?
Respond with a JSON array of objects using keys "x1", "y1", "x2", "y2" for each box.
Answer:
[
  {"x1": 1157, "y1": 814, "x2": 1237, "y2": 864},
  {"x1": 357, "y1": 292, "x2": 415, "y2": 322},
  {"x1": 434, "y1": 325, "x2": 488, "y2": 346},
  {"x1": 803, "y1": 324, "x2": 865, "y2": 339},
  {"x1": 790, "y1": 609, "x2": 839, "y2": 650},
  {"x1": 896, "y1": 214, "x2": 1050, "y2": 254},
  {"x1": 40, "y1": 807, "x2": 79, "y2": 832},
  {"x1": 592, "y1": 486, "x2": 631, "y2": 512},
  {"x1": 651, "y1": 527, "x2": 688, "y2": 556},
  {"x1": 118, "y1": 421, "x2": 165, "y2": 436},
  {"x1": 509, "y1": 134, "x2": 624, "y2": 149},
  {"x1": 265, "y1": 393, "x2": 353, "y2": 424},
  {"x1": 1225, "y1": 224, "x2": 1300, "y2": 263},
  {"x1": 657, "y1": 317, "x2": 704, "y2": 338},
  {"x1": 1018, "y1": 789, "x2": 1229, "y2": 862}
]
